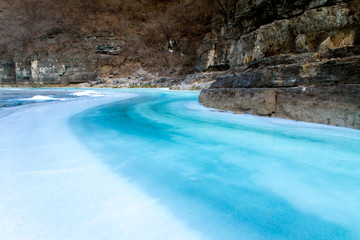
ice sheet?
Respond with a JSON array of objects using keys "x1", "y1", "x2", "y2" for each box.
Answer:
[
  {"x1": 0, "y1": 90, "x2": 204, "y2": 240},
  {"x1": 70, "y1": 90, "x2": 360, "y2": 240},
  {"x1": 69, "y1": 90, "x2": 105, "y2": 97},
  {"x1": 1, "y1": 88, "x2": 360, "y2": 240}
]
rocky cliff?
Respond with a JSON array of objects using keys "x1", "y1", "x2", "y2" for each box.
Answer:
[
  {"x1": 0, "y1": 33, "x2": 130, "y2": 86},
  {"x1": 0, "y1": 0, "x2": 216, "y2": 87},
  {"x1": 199, "y1": 0, "x2": 360, "y2": 129}
]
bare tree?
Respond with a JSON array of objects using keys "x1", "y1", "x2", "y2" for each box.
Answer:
[{"x1": 19, "y1": 0, "x2": 41, "y2": 21}]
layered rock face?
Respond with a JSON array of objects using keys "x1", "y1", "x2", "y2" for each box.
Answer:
[
  {"x1": 199, "y1": 0, "x2": 360, "y2": 129},
  {"x1": 0, "y1": 53, "x2": 96, "y2": 85},
  {"x1": 0, "y1": 33, "x2": 122, "y2": 86}
]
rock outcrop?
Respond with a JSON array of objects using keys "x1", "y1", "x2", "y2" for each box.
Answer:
[
  {"x1": 0, "y1": 33, "x2": 123, "y2": 86},
  {"x1": 0, "y1": 53, "x2": 96, "y2": 86},
  {"x1": 199, "y1": 0, "x2": 360, "y2": 129}
]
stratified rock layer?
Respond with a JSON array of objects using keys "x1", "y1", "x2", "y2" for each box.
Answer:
[
  {"x1": 199, "y1": 0, "x2": 360, "y2": 129},
  {"x1": 200, "y1": 85, "x2": 360, "y2": 128}
]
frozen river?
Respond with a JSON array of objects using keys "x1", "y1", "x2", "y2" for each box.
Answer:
[{"x1": 1, "y1": 88, "x2": 360, "y2": 240}]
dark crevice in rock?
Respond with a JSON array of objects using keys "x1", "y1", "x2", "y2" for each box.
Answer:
[{"x1": 205, "y1": 64, "x2": 231, "y2": 72}]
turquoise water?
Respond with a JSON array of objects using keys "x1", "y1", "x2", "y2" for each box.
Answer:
[{"x1": 69, "y1": 89, "x2": 360, "y2": 240}]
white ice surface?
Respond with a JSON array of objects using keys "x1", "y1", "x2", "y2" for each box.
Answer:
[
  {"x1": 0, "y1": 93, "x2": 205, "y2": 240},
  {"x1": 20, "y1": 95, "x2": 64, "y2": 101},
  {"x1": 69, "y1": 90, "x2": 105, "y2": 97}
]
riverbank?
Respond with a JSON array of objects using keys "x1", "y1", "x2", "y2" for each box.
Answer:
[{"x1": 0, "y1": 70, "x2": 225, "y2": 90}]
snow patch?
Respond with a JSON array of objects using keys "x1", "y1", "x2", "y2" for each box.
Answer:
[
  {"x1": 20, "y1": 95, "x2": 63, "y2": 102},
  {"x1": 70, "y1": 90, "x2": 105, "y2": 97}
]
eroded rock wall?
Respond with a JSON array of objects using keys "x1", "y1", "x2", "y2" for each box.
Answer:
[
  {"x1": 0, "y1": 33, "x2": 128, "y2": 86},
  {"x1": 199, "y1": 0, "x2": 360, "y2": 129},
  {"x1": 0, "y1": 56, "x2": 97, "y2": 86}
]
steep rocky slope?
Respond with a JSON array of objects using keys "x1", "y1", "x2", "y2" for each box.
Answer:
[
  {"x1": 0, "y1": 0, "x2": 217, "y2": 86},
  {"x1": 199, "y1": 0, "x2": 360, "y2": 129}
]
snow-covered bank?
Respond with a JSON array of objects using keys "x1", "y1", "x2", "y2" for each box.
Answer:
[{"x1": 0, "y1": 90, "x2": 204, "y2": 240}]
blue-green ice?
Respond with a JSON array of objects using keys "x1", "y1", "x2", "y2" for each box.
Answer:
[{"x1": 1, "y1": 88, "x2": 360, "y2": 240}]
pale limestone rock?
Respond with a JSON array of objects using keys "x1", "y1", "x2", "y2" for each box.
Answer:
[{"x1": 318, "y1": 37, "x2": 336, "y2": 51}]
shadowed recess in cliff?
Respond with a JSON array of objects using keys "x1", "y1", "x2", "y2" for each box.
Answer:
[{"x1": 70, "y1": 89, "x2": 360, "y2": 240}]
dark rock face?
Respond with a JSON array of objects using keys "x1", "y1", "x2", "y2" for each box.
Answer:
[{"x1": 199, "y1": 0, "x2": 360, "y2": 129}]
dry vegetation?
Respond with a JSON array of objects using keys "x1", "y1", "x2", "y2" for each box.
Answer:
[{"x1": 0, "y1": 0, "x2": 228, "y2": 76}]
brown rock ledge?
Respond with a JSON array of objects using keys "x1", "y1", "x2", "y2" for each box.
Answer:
[{"x1": 199, "y1": 85, "x2": 360, "y2": 129}]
